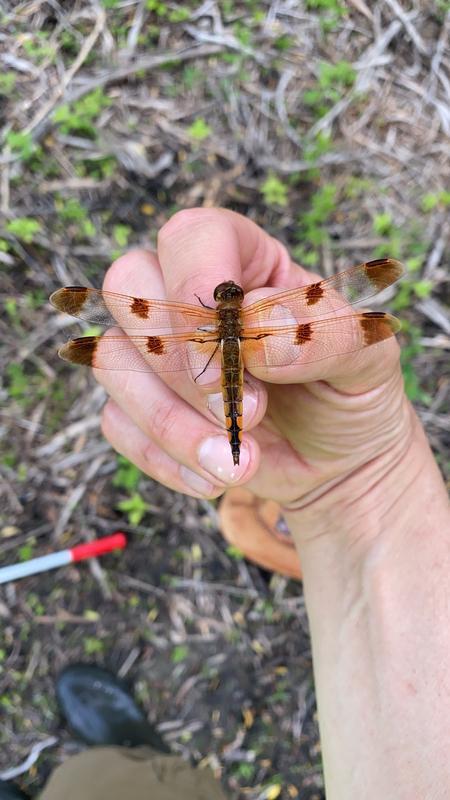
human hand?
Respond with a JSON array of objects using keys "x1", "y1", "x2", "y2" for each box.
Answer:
[{"x1": 95, "y1": 207, "x2": 417, "y2": 544}]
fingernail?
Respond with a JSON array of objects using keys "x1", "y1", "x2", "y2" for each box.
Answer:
[
  {"x1": 179, "y1": 465, "x2": 216, "y2": 496},
  {"x1": 207, "y1": 387, "x2": 258, "y2": 425},
  {"x1": 198, "y1": 436, "x2": 250, "y2": 483}
]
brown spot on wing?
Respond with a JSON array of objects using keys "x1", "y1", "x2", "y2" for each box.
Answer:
[
  {"x1": 131, "y1": 297, "x2": 150, "y2": 319},
  {"x1": 364, "y1": 258, "x2": 403, "y2": 291},
  {"x1": 305, "y1": 282, "x2": 324, "y2": 306},
  {"x1": 59, "y1": 336, "x2": 97, "y2": 366},
  {"x1": 147, "y1": 335, "x2": 164, "y2": 355},
  {"x1": 360, "y1": 311, "x2": 394, "y2": 345},
  {"x1": 295, "y1": 322, "x2": 313, "y2": 345},
  {"x1": 51, "y1": 286, "x2": 89, "y2": 315}
]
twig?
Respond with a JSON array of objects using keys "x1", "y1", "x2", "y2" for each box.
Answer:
[
  {"x1": 28, "y1": 44, "x2": 224, "y2": 141},
  {"x1": 383, "y1": 0, "x2": 429, "y2": 56},
  {"x1": 417, "y1": 298, "x2": 450, "y2": 335},
  {"x1": 35, "y1": 415, "x2": 101, "y2": 458},
  {"x1": 274, "y1": 69, "x2": 303, "y2": 148},
  {"x1": 24, "y1": 7, "x2": 107, "y2": 135},
  {"x1": 53, "y1": 453, "x2": 107, "y2": 540},
  {"x1": 118, "y1": 647, "x2": 141, "y2": 678},
  {"x1": 0, "y1": 737, "x2": 58, "y2": 781}
]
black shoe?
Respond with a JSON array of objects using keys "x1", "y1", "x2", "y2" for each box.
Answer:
[
  {"x1": 56, "y1": 664, "x2": 170, "y2": 752},
  {"x1": 0, "y1": 781, "x2": 29, "y2": 800}
]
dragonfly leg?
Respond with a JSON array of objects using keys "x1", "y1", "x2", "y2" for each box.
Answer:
[{"x1": 193, "y1": 342, "x2": 220, "y2": 382}]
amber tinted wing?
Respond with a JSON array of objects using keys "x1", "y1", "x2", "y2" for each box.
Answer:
[
  {"x1": 241, "y1": 312, "x2": 401, "y2": 368},
  {"x1": 57, "y1": 329, "x2": 221, "y2": 373},
  {"x1": 50, "y1": 287, "x2": 217, "y2": 330},
  {"x1": 242, "y1": 258, "x2": 403, "y2": 324}
]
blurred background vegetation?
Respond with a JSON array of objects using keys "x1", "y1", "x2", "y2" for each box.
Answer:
[{"x1": 0, "y1": 1, "x2": 449, "y2": 798}]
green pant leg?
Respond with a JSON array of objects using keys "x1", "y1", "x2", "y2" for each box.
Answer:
[{"x1": 40, "y1": 746, "x2": 228, "y2": 800}]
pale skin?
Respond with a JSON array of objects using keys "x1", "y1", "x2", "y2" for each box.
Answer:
[{"x1": 95, "y1": 208, "x2": 450, "y2": 800}]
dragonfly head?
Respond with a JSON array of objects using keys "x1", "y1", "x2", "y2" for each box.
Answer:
[{"x1": 213, "y1": 281, "x2": 244, "y2": 303}]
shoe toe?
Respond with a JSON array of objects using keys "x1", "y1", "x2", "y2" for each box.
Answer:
[
  {"x1": 56, "y1": 664, "x2": 169, "y2": 752},
  {"x1": 0, "y1": 780, "x2": 29, "y2": 800}
]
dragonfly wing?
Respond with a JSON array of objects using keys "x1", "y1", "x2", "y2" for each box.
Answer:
[
  {"x1": 241, "y1": 312, "x2": 401, "y2": 368},
  {"x1": 242, "y1": 258, "x2": 403, "y2": 324},
  {"x1": 58, "y1": 329, "x2": 222, "y2": 374},
  {"x1": 50, "y1": 287, "x2": 217, "y2": 330}
]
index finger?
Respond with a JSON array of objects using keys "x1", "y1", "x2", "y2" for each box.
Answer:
[{"x1": 156, "y1": 207, "x2": 299, "y2": 305}]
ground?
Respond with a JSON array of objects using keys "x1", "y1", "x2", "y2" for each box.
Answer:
[{"x1": 0, "y1": 2, "x2": 449, "y2": 798}]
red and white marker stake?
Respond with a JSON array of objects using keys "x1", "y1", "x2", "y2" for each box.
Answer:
[{"x1": 0, "y1": 533, "x2": 127, "y2": 585}]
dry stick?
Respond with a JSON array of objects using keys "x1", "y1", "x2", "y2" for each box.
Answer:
[
  {"x1": 125, "y1": 0, "x2": 147, "y2": 55},
  {"x1": 275, "y1": 69, "x2": 304, "y2": 148},
  {"x1": 118, "y1": 647, "x2": 141, "y2": 679},
  {"x1": 0, "y1": 472, "x2": 23, "y2": 514},
  {"x1": 24, "y1": 6, "x2": 107, "y2": 135},
  {"x1": 430, "y1": 10, "x2": 450, "y2": 96},
  {"x1": 53, "y1": 453, "x2": 106, "y2": 540},
  {"x1": 416, "y1": 298, "x2": 450, "y2": 336},
  {"x1": 307, "y1": 19, "x2": 402, "y2": 140},
  {"x1": 424, "y1": 222, "x2": 450, "y2": 279},
  {"x1": 27, "y1": 44, "x2": 223, "y2": 141},
  {"x1": 0, "y1": 737, "x2": 58, "y2": 782},
  {"x1": 0, "y1": 155, "x2": 10, "y2": 214},
  {"x1": 346, "y1": 0, "x2": 374, "y2": 21},
  {"x1": 420, "y1": 335, "x2": 450, "y2": 350},
  {"x1": 35, "y1": 415, "x2": 101, "y2": 457},
  {"x1": 184, "y1": 23, "x2": 266, "y2": 65},
  {"x1": 53, "y1": 441, "x2": 111, "y2": 472},
  {"x1": 383, "y1": 0, "x2": 430, "y2": 56},
  {"x1": 398, "y1": 75, "x2": 450, "y2": 134}
]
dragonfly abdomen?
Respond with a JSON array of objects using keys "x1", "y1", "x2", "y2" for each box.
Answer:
[{"x1": 221, "y1": 338, "x2": 243, "y2": 466}]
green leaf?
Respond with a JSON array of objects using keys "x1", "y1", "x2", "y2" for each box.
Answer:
[
  {"x1": 0, "y1": 73, "x2": 16, "y2": 94},
  {"x1": 169, "y1": 7, "x2": 190, "y2": 21},
  {"x1": 83, "y1": 637, "x2": 105, "y2": 655},
  {"x1": 82, "y1": 219, "x2": 96, "y2": 238},
  {"x1": 373, "y1": 212, "x2": 393, "y2": 236},
  {"x1": 4, "y1": 298, "x2": 18, "y2": 320},
  {"x1": 58, "y1": 197, "x2": 87, "y2": 222},
  {"x1": 318, "y1": 60, "x2": 356, "y2": 89},
  {"x1": 421, "y1": 193, "x2": 439, "y2": 212},
  {"x1": 117, "y1": 492, "x2": 150, "y2": 525},
  {"x1": 413, "y1": 280, "x2": 432, "y2": 299},
  {"x1": 113, "y1": 456, "x2": 142, "y2": 491},
  {"x1": 84, "y1": 609, "x2": 100, "y2": 621},
  {"x1": 113, "y1": 224, "x2": 131, "y2": 247},
  {"x1": 171, "y1": 644, "x2": 188, "y2": 663},
  {"x1": 5, "y1": 130, "x2": 37, "y2": 160},
  {"x1": 19, "y1": 543, "x2": 34, "y2": 561},
  {"x1": 52, "y1": 88, "x2": 111, "y2": 137},
  {"x1": 261, "y1": 174, "x2": 289, "y2": 207},
  {"x1": 187, "y1": 118, "x2": 212, "y2": 141},
  {"x1": 6, "y1": 217, "x2": 42, "y2": 243},
  {"x1": 226, "y1": 545, "x2": 244, "y2": 560}
]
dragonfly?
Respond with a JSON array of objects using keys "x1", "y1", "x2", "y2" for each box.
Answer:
[{"x1": 50, "y1": 257, "x2": 403, "y2": 466}]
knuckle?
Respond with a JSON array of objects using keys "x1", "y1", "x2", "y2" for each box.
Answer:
[
  {"x1": 150, "y1": 401, "x2": 180, "y2": 445},
  {"x1": 158, "y1": 207, "x2": 222, "y2": 245}
]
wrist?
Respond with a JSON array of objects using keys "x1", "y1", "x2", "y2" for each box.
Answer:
[
  {"x1": 284, "y1": 403, "x2": 448, "y2": 562},
  {"x1": 285, "y1": 408, "x2": 450, "y2": 800}
]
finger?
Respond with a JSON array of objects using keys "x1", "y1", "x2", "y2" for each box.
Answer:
[
  {"x1": 96, "y1": 364, "x2": 259, "y2": 486},
  {"x1": 102, "y1": 400, "x2": 222, "y2": 498},
  {"x1": 157, "y1": 207, "x2": 302, "y2": 303}
]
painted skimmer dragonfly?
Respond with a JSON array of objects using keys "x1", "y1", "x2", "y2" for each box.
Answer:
[{"x1": 51, "y1": 257, "x2": 403, "y2": 465}]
